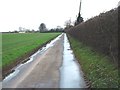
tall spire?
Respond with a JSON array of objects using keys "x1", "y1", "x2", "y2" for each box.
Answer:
[
  {"x1": 79, "y1": 0, "x2": 82, "y2": 15},
  {"x1": 75, "y1": 0, "x2": 83, "y2": 25}
]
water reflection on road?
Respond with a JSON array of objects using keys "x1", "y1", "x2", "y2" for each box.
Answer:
[{"x1": 60, "y1": 34, "x2": 86, "y2": 88}]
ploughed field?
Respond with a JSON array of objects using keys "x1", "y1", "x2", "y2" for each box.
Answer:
[{"x1": 2, "y1": 33, "x2": 60, "y2": 68}]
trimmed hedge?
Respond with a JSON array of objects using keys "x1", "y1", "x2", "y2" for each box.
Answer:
[{"x1": 66, "y1": 7, "x2": 118, "y2": 65}]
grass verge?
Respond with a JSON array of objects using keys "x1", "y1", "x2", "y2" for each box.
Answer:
[{"x1": 68, "y1": 35, "x2": 119, "y2": 88}]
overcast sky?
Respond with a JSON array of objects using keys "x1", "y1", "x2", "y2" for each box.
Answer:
[{"x1": 0, "y1": 0, "x2": 119, "y2": 32}]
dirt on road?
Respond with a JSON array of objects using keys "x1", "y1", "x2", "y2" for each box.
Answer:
[{"x1": 3, "y1": 34, "x2": 64, "y2": 88}]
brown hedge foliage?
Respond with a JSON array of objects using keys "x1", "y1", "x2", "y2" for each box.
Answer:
[{"x1": 66, "y1": 7, "x2": 118, "y2": 65}]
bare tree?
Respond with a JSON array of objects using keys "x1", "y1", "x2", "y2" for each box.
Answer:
[
  {"x1": 64, "y1": 19, "x2": 73, "y2": 29},
  {"x1": 19, "y1": 27, "x2": 23, "y2": 32}
]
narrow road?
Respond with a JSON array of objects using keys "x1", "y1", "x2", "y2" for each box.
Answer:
[{"x1": 2, "y1": 33, "x2": 86, "y2": 88}]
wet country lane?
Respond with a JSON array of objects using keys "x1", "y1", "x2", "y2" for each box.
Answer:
[
  {"x1": 2, "y1": 33, "x2": 86, "y2": 88},
  {"x1": 60, "y1": 34, "x2": 86, "y2": 88}
]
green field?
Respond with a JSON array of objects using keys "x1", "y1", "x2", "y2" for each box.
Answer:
[
  {"x1": 2, "y1": 33, "x2": 60, "y2": 68},
  {"x1": 68, "y1": 35, "x2": 119, "y2": 88}
]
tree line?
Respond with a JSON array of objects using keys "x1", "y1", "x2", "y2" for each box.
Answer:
[{"x1": 8, "y1": 23, "x2": 64, "y2": 33}]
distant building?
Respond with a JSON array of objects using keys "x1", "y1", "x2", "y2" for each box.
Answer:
[{"x1": 19, "y1": 31, "x2": 26, "y2": 33}]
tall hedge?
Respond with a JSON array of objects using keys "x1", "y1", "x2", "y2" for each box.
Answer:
[{"x1": 66, "y1": 7, "x2": 118, "y2": 65}]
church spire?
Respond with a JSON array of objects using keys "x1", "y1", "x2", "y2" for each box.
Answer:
[
  {"x1": 75, "y1": 0, "x2": 83, "y2": 25},
  {"x1": 79, "y1": 0, "x2": 82, "y2": 15}
]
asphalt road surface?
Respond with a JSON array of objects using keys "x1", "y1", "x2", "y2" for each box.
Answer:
[{"x1": 2, "y1": 33, "x2": 86, "y2": 88}]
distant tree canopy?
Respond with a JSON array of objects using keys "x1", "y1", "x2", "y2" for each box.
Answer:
[
  {"x1": 18, "y1": 27, "x2": 31, "y2": 33},
  {"x1": 47, "y1": 26, "x2": 64, "y2": 33},
  {"x1": 39, "y1": 23, "x2": 47, "y2": 32}
]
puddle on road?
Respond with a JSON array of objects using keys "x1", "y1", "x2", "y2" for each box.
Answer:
[
  {"x1": 60, "y1": 34, "x2": 86, "y2": 88},
  {"x1": 3, "y1": 33, "x2": 63, "y2": 83}
]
